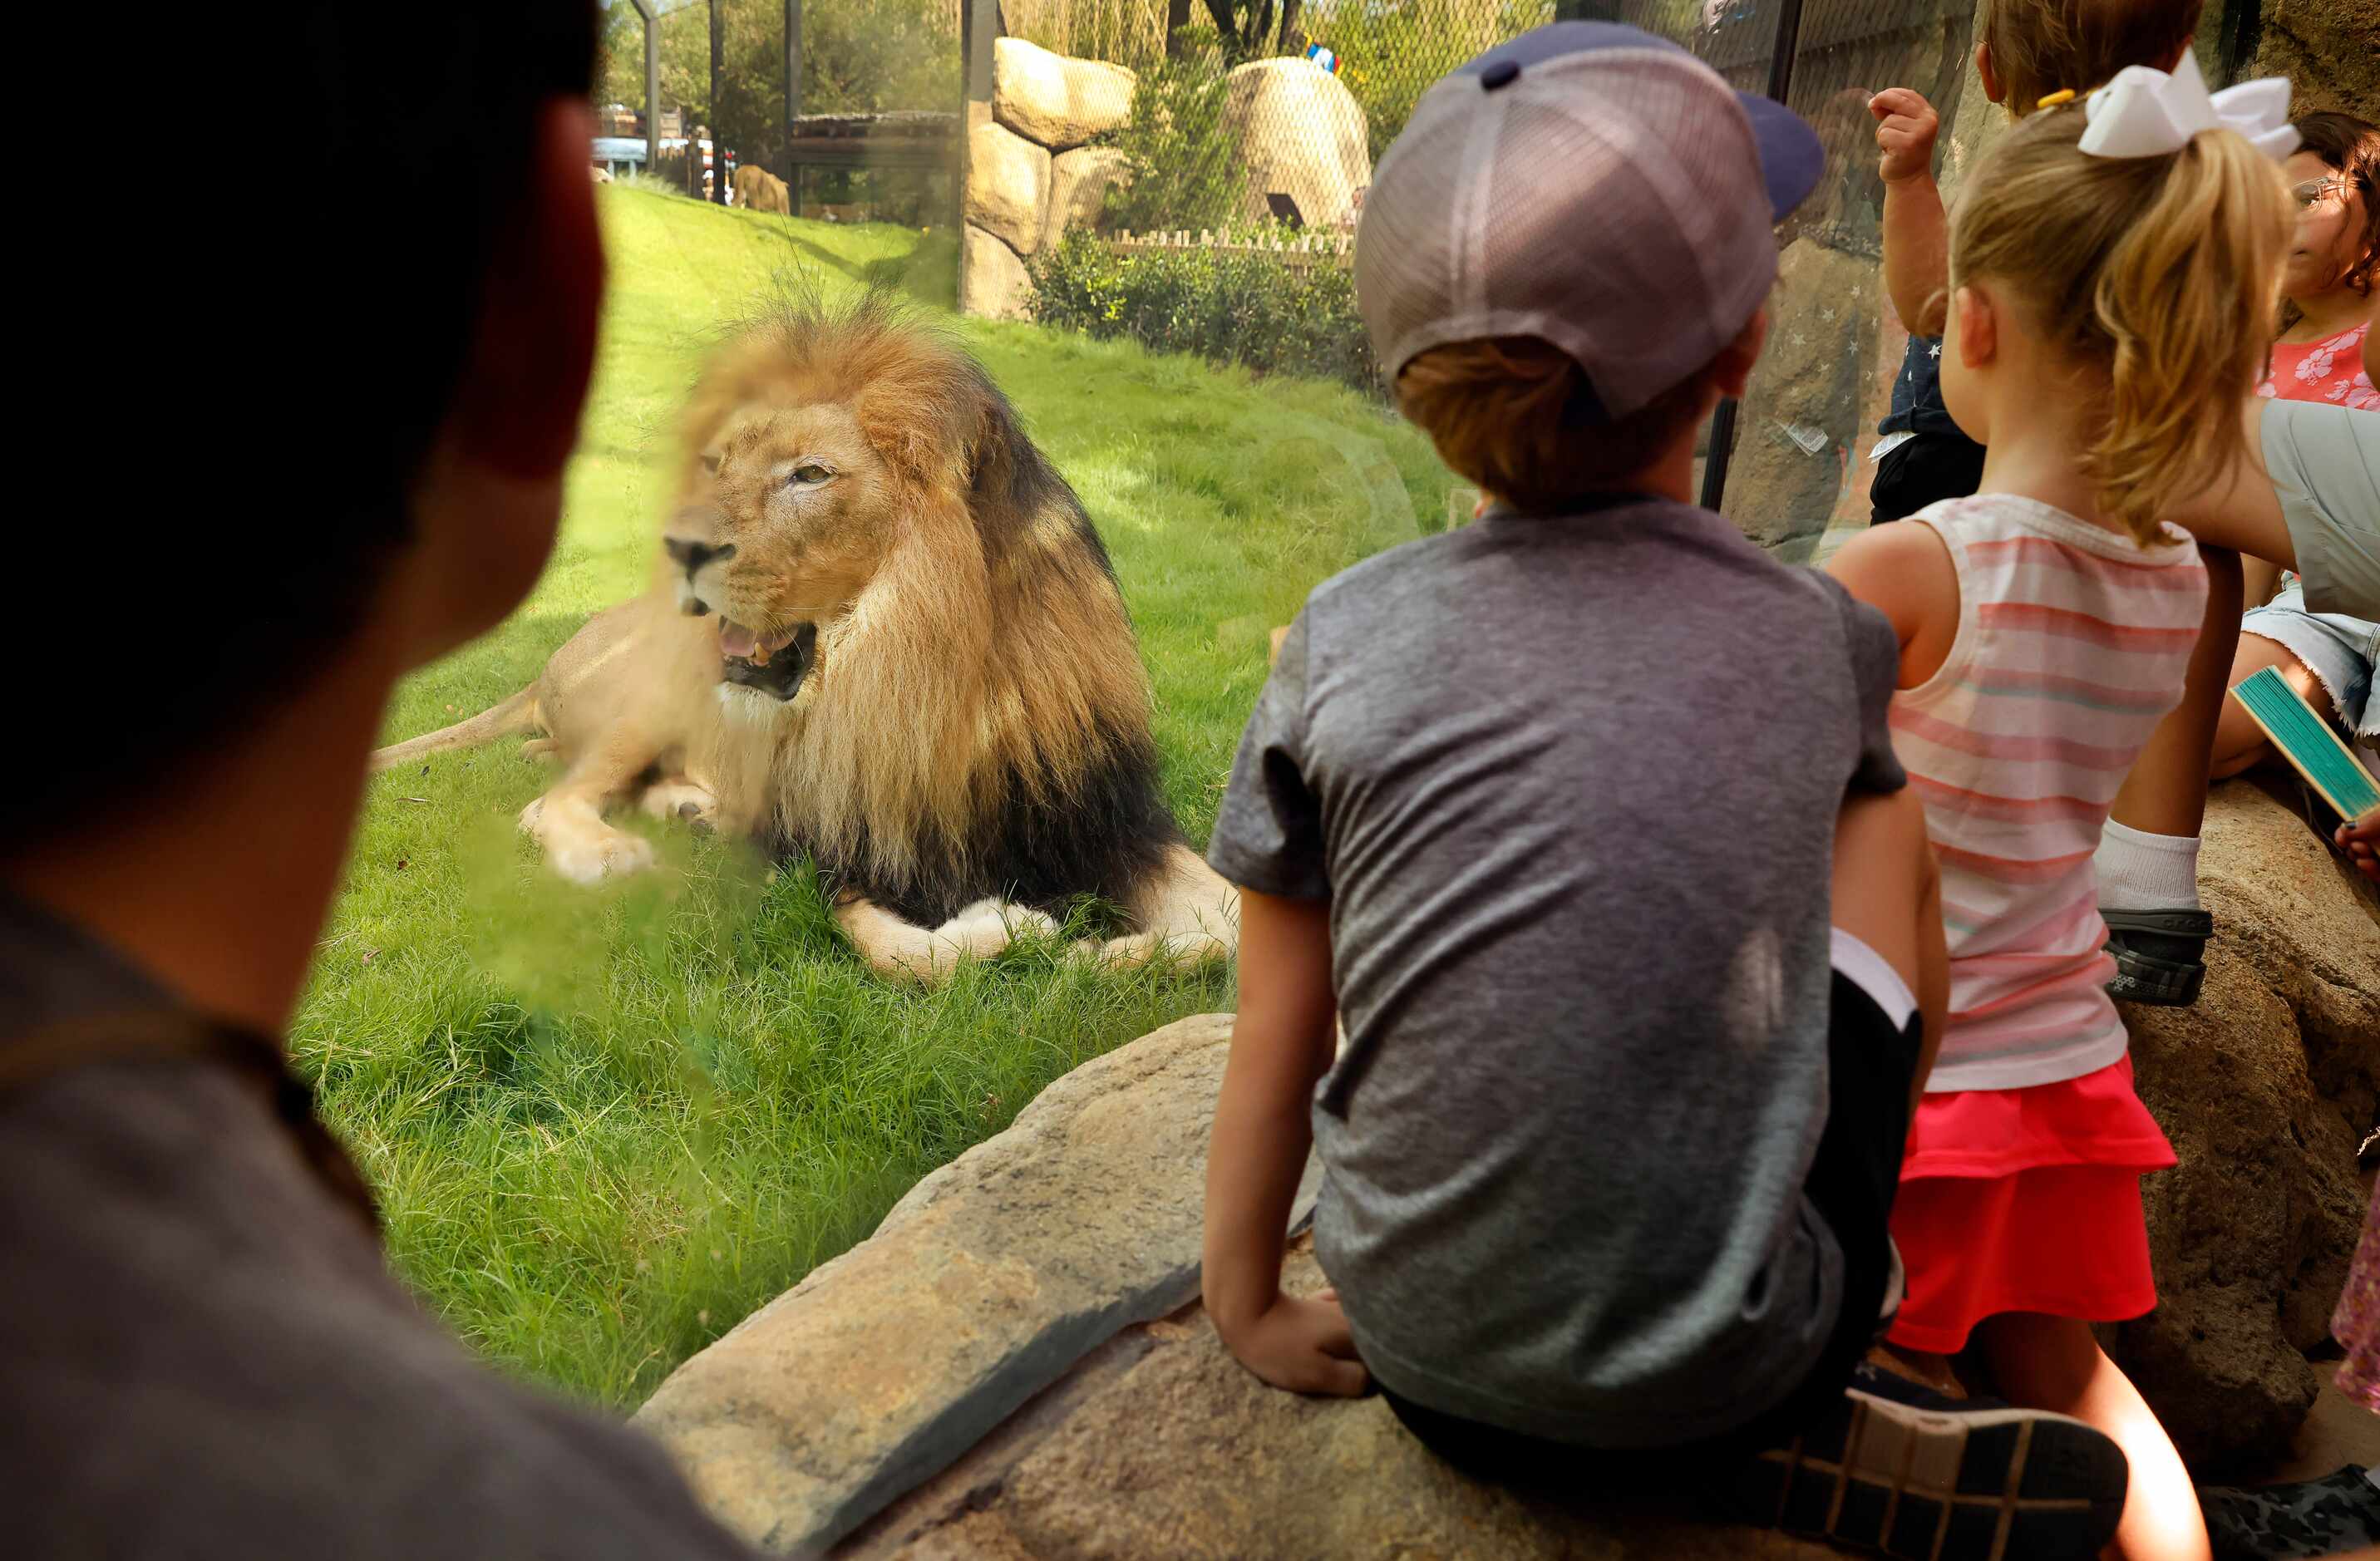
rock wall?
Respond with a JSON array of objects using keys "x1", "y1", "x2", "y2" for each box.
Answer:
[
  {"x1": 2250, "y1": 0, "x2": 2380, "y2": 116},
  {"x1": 960, "y1": 39, "x2": 1136, "y2": 322}
]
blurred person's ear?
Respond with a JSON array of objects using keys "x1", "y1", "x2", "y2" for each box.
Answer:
[
  {"x1": 1710, "y1": 308, "x2": 1770, "y2": 399},
  {"x1": 1976, "y1": 42, "x2": 2003, "y2": 105},
  {"x1": 388, "y1": 98, "x2": 605, "y2": 670}
]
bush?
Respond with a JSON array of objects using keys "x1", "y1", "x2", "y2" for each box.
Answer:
[
  {"x1": 1027, "y1": 227, "x2": 1379, "y2": 396},
  {"x1": 1096, "y1": 27, "x2": 1248, "y2": 237}
]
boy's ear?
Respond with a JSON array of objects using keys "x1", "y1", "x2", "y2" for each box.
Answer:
[
  {"x1": 1710, "y1": 308, "x2": 1769, "y2": 399},
  {"x1": 1951, "y1": 285, "x2": 1996, "y2": 368},
  {"x1": 1975, "y1": 42, "x2": 2003, "y2": 104},
  {"x1": 446, "y1": 98, "x2": 606, "y2": 481}
]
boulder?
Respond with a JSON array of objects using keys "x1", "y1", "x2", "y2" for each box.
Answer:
[
  {"x1": 1722, "y1": 235, "x2": 1885, "y2": 559},
  {"x1": 841, "y1": 1241, "x2": 1841, "y2": 1561},
  {"x1": 2252, "y1": 0, "x2": 2380, "y2": 118},
  {"x1": 960, "y1": 225, "x2": 1033, "y2": 322},
  {"x1": 990, "y1": 37, "x2": 1136, "y2": 152},
  {"x1": 1040, "y1": 145, "x2": 1131, "y2": 253},
  {"x1": 635, "y1": 1015, "x2": 1324, "y2": 1555},
  {"x1": 2111, "y1": 781, "x2": 2380, "y2": 1471},
  {"x1": 963, "y1": 117, "x2": 1051, "y2": 256},
  {"x1": 1220, "y1": 57, "x2": 1372, "y2": 231}
]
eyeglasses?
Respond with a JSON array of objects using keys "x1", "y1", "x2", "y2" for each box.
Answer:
[{"x1": 2292, "y1": 178, "x2": 2352, "y2": 210}]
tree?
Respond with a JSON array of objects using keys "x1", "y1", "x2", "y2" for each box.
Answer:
[{"x1": 1189, "y1": 0, "x2": 1305, "y2": 59}]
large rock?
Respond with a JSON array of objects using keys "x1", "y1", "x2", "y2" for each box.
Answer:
[
  {"x1": 2252, "y1": 0, "x2": 2380, "y2": 117},
  {"x1": 841, "y1": 1241, "x2": 1840, "y2": 1561},
  {"x1": 960, "y1": 224, "x2": 1032, "y2": 323},
  {"x1": 1724, "y1": 236, "x2": 1886, "y2": 559},
  {"x1": 1220, "y1": 57, "x2": 1372, "y2": 231},
  {"x1": 2112, "y1": 781, "x2": 2380, "y2": 1471},
  {"x1": 736, "y1": 165, "x2": 791, "y2": 216},
  {"x1": 991, "y1": 37, "x2": 1136, "y2": 152},
  {"x1": 1040, "y1": 145, "x2": 1130, "y2": 253},
  {"x1": 963, "y1": 117, "x2": 1051, "y2": 256},
  {"x1": 636, "y1": 1015, "x2": 1324, "y2": 1555}
]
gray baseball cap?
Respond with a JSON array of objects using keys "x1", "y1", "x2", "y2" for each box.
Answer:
[{"x1": 1356, "y1": 22, "x2": 1826, "y2": 418}]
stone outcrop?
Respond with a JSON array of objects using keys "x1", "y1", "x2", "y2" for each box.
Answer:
[
  {"x1": 641, "y1": 786, "x2": 2378, "y2": 1552},
  {"x1": 962, "y1": 119, "x2": 1052, "y2": 257},
  {"x1": 2112, "y1": 781, "x2": 2380, "y2": 1471},
  {"x1": 991, "y1": 37, "x2": 1135, "y2": 152},
  {"x1": 1219, "y1": 56, "x2": 1372, "y2": 232},
  {"x1": 1040, "y1": 146, "x2": 1131, "y2": 254},
  {"x1": 635, "y1": 1016, "x2": 1323, "y2": 1555},
  {"x1": 2251, "y1": 0, "x2": 2380, "y2": 117},
  {"x1": 961, "y1": 45, "x2": 1139, "y2": 319}
]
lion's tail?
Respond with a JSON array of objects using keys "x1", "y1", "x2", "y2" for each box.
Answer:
[{"x1": 370, "y1": 687, "x2": 541, "y2": 772}]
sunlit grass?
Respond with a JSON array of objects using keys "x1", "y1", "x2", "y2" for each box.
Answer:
[{"x1": 303, "y1": 185, "x2": 1458, "y2": 1408}]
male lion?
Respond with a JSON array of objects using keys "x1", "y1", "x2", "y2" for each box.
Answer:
[{"x1": 376, "y1": 296, "x2": 1237, "y2": 982}]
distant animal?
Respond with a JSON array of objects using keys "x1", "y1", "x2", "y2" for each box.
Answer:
[
  {"x1": 733, "y1": 164, "x2": 790, "y2": 214},
  {"x1": 374, "y1": 295, "x2": 1237, "y2": 982}
]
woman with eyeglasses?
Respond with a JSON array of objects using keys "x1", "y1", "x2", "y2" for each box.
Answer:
[{"x1": 2202, "y1": 113, "x2": 2379, "y2": 845}]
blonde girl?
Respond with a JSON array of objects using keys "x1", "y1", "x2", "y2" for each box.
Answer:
[{"x1": 1828, "y1": 71, "x2": 2297, "y2": 1561}]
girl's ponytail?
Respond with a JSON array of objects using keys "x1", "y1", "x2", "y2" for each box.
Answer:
[{"x1": 1950, "y1": 109, "x2": 2294, "y2": 545}]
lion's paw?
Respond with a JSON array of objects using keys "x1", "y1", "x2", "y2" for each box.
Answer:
[
  {"x1": 638, "y1": 779, "x2": 718, "y2": 835},
  {"x1": 545, "y1": 829, "x2": 657, "y2": 884}
]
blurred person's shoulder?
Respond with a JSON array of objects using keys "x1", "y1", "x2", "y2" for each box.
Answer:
[{"x1": 0, "y1": 900, "x2": 754, "y2": 1560}]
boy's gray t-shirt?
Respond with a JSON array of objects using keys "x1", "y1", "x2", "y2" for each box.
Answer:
[{"x1": 1209, "y1": 499, "x2": 1905, "y2": 1450}]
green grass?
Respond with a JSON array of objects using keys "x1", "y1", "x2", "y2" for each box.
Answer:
[{"x1": 303, "y1": 185, "x2": 1459, "y2": 1410}]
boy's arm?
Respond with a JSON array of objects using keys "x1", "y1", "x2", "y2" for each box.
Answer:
[
  {"x1": 1826, "y1": 521, "x2": 1961, "y2": 687},
  {"x1": 1871, "y1": 90, "x2": 1949, "y2": 337},
  {"x1": 1202, "y1": 887, "x2": 1367, "y2": 1397}
]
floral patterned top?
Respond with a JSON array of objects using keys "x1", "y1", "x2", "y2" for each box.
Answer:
[{"x1": 2257, "y1": 320, "x2": 2378, "y2": 411}]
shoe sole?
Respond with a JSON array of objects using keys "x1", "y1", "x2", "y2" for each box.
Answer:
[{"x1": 1738, "y1": 1391, "x2": 2128, "y2": 1561}]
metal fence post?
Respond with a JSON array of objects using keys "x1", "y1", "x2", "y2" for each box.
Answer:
[{"x1": 629, "y1": 0, "x2": 660, "y2": 175}]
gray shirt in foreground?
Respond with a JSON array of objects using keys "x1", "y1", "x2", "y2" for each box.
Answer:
[
  {"x1": 2262, "y1": 399, "x2": 2379, "y2": 620},
  {"x1": 1209, "y1": 499, "x2": 1904, "y2": 1449}
]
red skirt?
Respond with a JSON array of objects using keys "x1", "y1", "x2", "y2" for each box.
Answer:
[{"x1": 1885, "y1": 1056, "x2": 2176, "y2": 1357}]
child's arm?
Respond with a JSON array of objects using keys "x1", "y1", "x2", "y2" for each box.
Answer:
[
  {"x1": 1826, "y1": 520, "x2": 1962, "y2": 686},
  {"x1": 1870, "y1": 90, "x2": 1949, "y2": 338},
  {"x1": 1202, "y1": 887, "x2": 1367, "y2": 1396}
]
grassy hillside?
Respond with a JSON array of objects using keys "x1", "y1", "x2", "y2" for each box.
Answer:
[{"x1": 301, "y1": 185, "x2": 1459, "y2": 1408}]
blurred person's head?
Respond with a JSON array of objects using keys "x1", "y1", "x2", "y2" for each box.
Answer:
[
  {"x1": 1354, "y1": 23, "x2": 1819, "y2": 511},
  {"x1": 1975, "y1": 0, "x2": 2201, "y2": 119},
  {"x1": 2279, "y1": 112, "x2": 2380, "y2": 308},
  {"x1": 7, "y1": 4, "x2": 603, "y2": 854}
]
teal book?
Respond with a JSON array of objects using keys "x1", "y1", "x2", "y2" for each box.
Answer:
[{"x1": 2230, "y1": 665, "x2": 2380, "y2": 822}]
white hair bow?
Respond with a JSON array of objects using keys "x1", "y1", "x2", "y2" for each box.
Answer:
[{"x1": 2078, "y1": 51, "x2": 2298, "y2": 162}]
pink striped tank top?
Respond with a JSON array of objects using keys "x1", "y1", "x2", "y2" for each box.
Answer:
[{"x1": 1890, "y1": 495, "x2": 2208, "y2": 1093}]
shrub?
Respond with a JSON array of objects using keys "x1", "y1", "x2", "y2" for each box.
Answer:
[
  {"x1": 1096, "y1": 27, "x2": 1249, "y2": 237},
  {"x1": 1027, "y1": 227, "x2": 1380, "y2": 396}
]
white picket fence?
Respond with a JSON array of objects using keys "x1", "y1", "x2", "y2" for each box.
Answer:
[{"x1": 1106, "y1": 229, "x2": 1355, "y2": 269}]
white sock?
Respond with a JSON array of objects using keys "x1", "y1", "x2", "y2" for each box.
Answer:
[{"x1": 2095, "y1": 820, "x2": 2203, "y2": 914}]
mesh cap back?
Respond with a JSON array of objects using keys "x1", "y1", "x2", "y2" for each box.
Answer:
[{"x1": 1357, "y1": 29, "x2": 1815, "y2": 418}]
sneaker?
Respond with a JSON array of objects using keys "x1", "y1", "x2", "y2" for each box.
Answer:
[
  {"x1": 1738, "y1": 1362, "x2": 2129, "y2": 1561},
  {"x1": 2103, "y1": 908, "x2": 2213, "y2": 1007}
]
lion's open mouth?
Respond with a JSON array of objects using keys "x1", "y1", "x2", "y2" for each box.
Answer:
[{"x1": 718, "y1": 618, "x2": 817, "y2": 701}]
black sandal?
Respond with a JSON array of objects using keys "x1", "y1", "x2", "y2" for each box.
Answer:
[{"x1": 2102, "y1": 908, "x2": 2213, "y2": 1007}]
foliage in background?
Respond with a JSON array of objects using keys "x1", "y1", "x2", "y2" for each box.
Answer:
[
  {"x1": 594, "y1": 0, "x2": 959, "y2": 156},
  {"x1": 1027, "y1": 227, "x2": 1378, "y2": 397},
  {"x1": 1307, "y1": 0, "x2": 1552, "y2": 151},
  {"x1": 1096, "y1": 26, "x2": 1248, "y2": 236}
]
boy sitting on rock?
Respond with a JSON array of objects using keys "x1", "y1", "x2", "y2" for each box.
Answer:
[{"x1": 1200, "y1": 24, "x2": 2133, "y2": 1560}]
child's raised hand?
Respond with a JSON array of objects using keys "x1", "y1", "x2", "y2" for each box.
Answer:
[
  {"x1": 1219, "y1": 1288, "x2": 1371, "y2": 1397},
  {"x1": 1870, "y1": 89, "x2": 1940, "y2": 185},
  {"x1": 2337, "y1": 814, "x2": 2379, "y2": 883}
]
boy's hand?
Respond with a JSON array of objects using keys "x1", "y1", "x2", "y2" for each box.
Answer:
[
  {"x1": 2338, "y1": 814, "x2": 2379, "y2": 883},
  {"x1": 1219, "y1": 1289, "x2": 1370, "y2": 1396},
  {"x1": 1870, "y1": 89, "x2": 1940, "y2": 185}
]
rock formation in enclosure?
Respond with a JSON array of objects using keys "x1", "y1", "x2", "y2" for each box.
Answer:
[
  {"x1": 2249, "y1": 0, "x2": 2378, "y2": 116},
  {"x1": 1218, "y1": 56, "x2": 1373, "y2": 234},
  {"x1": 962, "y1": 39, "x2": 1136, "y2": 321},
  {"x1": 634, "y1": 785, "x2": 2378, "y2": 1552}
]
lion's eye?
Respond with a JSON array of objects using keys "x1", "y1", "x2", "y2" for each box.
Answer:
[
  {"x1": 701, "y1": 451, "x2": 722, "y2": 475},
  {"x1": 790, "y1": 464, "x2": 833, "y2": 485}
]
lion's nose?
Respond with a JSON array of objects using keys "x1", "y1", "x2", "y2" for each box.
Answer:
[{"x1": 664, "y1": 538, "x2": 736, "y2": 576}]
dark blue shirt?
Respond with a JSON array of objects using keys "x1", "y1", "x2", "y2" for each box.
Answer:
[{"x1": 1880, "y1": 332, "x2": 1965, "y2": 440}]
